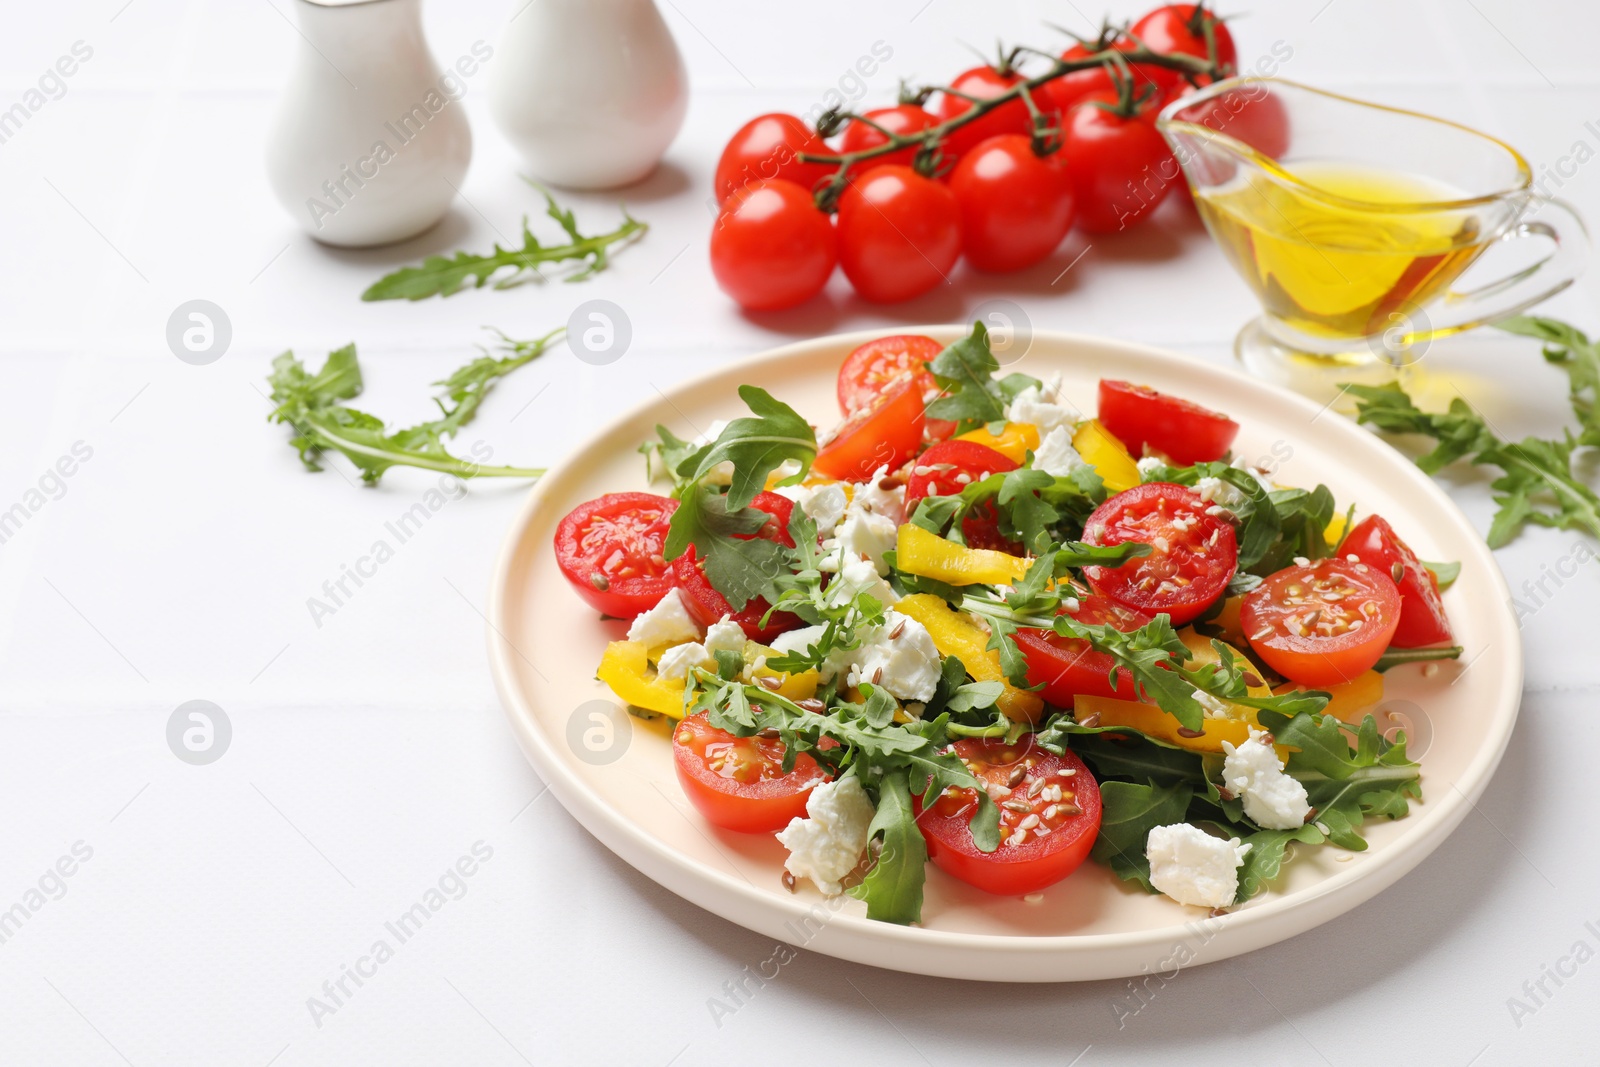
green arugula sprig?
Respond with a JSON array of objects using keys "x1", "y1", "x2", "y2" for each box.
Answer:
[
  {"x1": 685, "y1": 668, "x2": 1001, "y2": 925},
  {"x1": 1349, "y1": 315, "x2": 1600, "y2": 547},
  {"x1": 659, "y1": 387, "x2": 819, "y2": 611},
  {"x1": 361, "y1": 182, "x2": 646, "y2": 301},
  {"x1": 924, "y1": 321, "x2": 1042, "y2": 433},
  {"x1": 268, "y1": 328, "x2": 560, "y2": 484}
]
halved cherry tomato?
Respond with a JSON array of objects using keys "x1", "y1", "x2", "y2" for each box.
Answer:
[
  {"x1": 1015, "y1": 593, "x2": 1154, "y2": 706},
  {"x1": 710, "y1": 179, "x2": 837, "y2": 311},
  {"x1": 1241, "y1": 558, "x2": 1402, "y2": 686},
  {"x1": 1081, "y1": 482, "x2": 1237, "y2": 624},
  {"x1": 555, "y1": 492, "x2": 679, "y2": 618},
  {"x1": 837, "y1": 334, "x2": 957, "y2": 442},
  {"x1": 936, "y1": 66, "x2": 1032, "y2": 159},
  {"x1": 836, "y1": 166, "x2": 961, "y2": 304},
  {"x1": 1130, "y1": 4, "x2": 1238, "y2": 71},
  {"x1": 915, "y1": 738, "x2": 1101, "y2": 896},
  {"x1": 713, "y1": 113, "x2": 832, "y2": 205},
  {"x1": 673, "y1": 711, "x2": 827, "y2": 832},
  {"x1": 1097, "y1": 380, "x2": 1240, "y2": 465},
  {"x1": 1338, "y1": 515, "x2": 1453, "y2": 648},
  {"x1": 949, "y1": 134, "x2": 1076, "y2": 273},
  {"x1": 673, "y1": 491, "x2": 801, "y2": 642},
  {"x1": 814, "y1": 372, "x2": 927, "y2": 481},
  {"x1": 904, "y1": 439, "x2": 1021, "y2": 552},
  {"x1": 1039, "y1": 41, "x2": 1178, "y2": 121},
  {"x1": 1060, "y1": 98, "x2": 1180, "y2": 234},
  {"x1": 839, "y1": 104, "x2": 940, "y2": 174}
]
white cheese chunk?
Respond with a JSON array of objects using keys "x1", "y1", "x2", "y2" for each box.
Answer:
[
  {"x1": 1136, "y1": 456, "x2": 1165, "y2": 478},
  {"x1": 1222, "y1": 729, "x2": 1313, "y2": 830},
  {"x1": 656, "y1": 641, "x2": 713, "y2": 680},
  {"x1": 1005, "y1": 374, "x2": 1082, "y2": 437},
  {"x1": 702, "y1": 618, "x2": 747, "y2": 655},
  {"x1": 845, "y1": 610, "x2": 942, "y2": 702},
  {"x1": 851, "y1": 465, "x2": 906, "y2": 524},
  {"x1": 1032, "y1": 425, "x2": 1088, "y2": 478},
  {"x1": 824, "y1": 553, "x2": 900, "y2": 609},
  {"x1": 1146, "y1": 823, "x2": 1251, "y2": 909},
  {"x1": 833, "y1": 500, "x2": 898, "y2": 574},
  {"x1": 625, "y1": 588, "x2": 702, "y2": 646},
  {"x1": 775, "y1": 776, "x2": 876, "y2": 895},
  {"x1": 776, "y1": 481, "x2": 849, "y2": 538},
  {"x1": 1194, "y1": 475, "x2": 1246, "y2": 509}
]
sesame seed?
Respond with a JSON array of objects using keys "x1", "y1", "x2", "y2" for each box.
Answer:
[
  {"x1": 1011, "y1": 828, "x2": 1029, "y2": 846},
  {"x1": 1018, "y1": 814, "x2": 1040, "y2": 830}
]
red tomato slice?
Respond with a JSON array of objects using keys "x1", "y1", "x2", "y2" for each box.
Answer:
[
  {"x1": 1081, "y1": 483, "x2": 1238, "y2": 625},
  {"x1": 1015, "y1": 593, "x2": 1153, "y2": 706},
  {"x1": 554, "y1": 492, "x2": 679, "y2": 619},
  {"x1": 836, "y1": 334, "x2": 955, "y2": 440},
  {"x1": 1096, "y1": 380, "x2": 1240, "y2": 466},
  {"x1": 904, "y1": 439, "x2": 1021, "y2": 552},
  {"x1": 1338, "y1": 515, "x2": 1453, "y2": 648},
  {"x1": 915, "y1": 739, "x2": 1101, "y2": 896},
  {"x1": 1241, "y1": 558, "x2": 1402, "y2": 686},
  {"x1": 813, "y1": 373, "x2": 927, "y2": 481},
  {"x1": 673, "y1": 491, "x2": 801, "y2": 642},
  {"x1": 673, "y1": 712, "x2": 827, "y2": 833}
]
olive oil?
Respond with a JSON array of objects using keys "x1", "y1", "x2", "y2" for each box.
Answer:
[{"x1": 1194, "y1": 163, "x2": 1487, "y2": 341}]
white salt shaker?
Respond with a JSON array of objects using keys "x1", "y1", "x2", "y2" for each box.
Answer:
[
  {"x1": 265, "y1": 0, "x2": 473, "y2": 247},
  {"x1": 488, "y1": 0, "x2": 688, "y2": 190}
]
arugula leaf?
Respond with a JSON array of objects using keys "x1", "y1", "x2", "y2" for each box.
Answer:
[
  {"x1": 676, "y1": 386, "x2": 817, "y2": 508},
  {"x1": 1350, "y1": 381, "x2": 1600, "y2": 547},
  {"x1": 639, "y1": 425, "x2": 698, "y2": 490},
  {"x1": 924, "y1": 322, "x2": 1041, "y2": 432},
  {"x1": 666, "y1": 486, "x2": 792, "y2": 610},
  {"x1": 849, "y1": 769, "x2": 930, "y2": 924},
  {"x1": 1091, "y1": 780, "x2": 1193, "y2": 889},
  {"x1": 268, "y1": 330, "x2": 557, "y2": 484},
  {"x1": 1233, "y1": 824, "x2": 1324, "y2": 901},
  {"x1": 1422, "y1": 559, "x2": 1461, "y2": 591},
  {"x1": 362, "y1": 183, "x2": 646, "y2": 301},
  {"x1": 945, "y1": 680, "x2": 1005, "y2": 714},
  {"x1": 1259, "y1": 711, "x2": 1422, "y2": 851},
  {"x1": 1498, "y1": 315, "x2": 1600, "y2": 446}
]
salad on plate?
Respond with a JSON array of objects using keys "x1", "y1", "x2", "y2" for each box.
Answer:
[{"x1": 551, "y1": 323, "x2": 1462, "y2": 925}]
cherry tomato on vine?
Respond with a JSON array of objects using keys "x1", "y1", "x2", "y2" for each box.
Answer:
[
  {"x1": 936, "y1": 66, "x2": 1032, "y2": 159},
  {"x1": 915, "y1": 738, "x2": 1102, "y2": 896},
  {"x1": 1015, "y1": 593, "x2": 1153, "y2": 706},
  {"x1": 1339, "y1": 515, "x2": 1454, "y2": 648},
  {"x1": 673, "y1": 491, "x2": 803, "y2": 642},
  {"x1": 710, "y1": 179, "x2": 837, "y2": 311},
  {"x1": 1059, "y1": 98, "x2": 1181, "y2": 233},
  {"x1": 1081, "y1": 482, "x2": 1238, "y2": 624},
  {"x1": 673, "y1": 711, "x2": 828, "y2": 832},
  {"x1": 813, "y1": 373, "x2": 928, "y2": 481},
  {"x1": 949, "y1": 134, "x2": 1076, "y2": 273},
  {"x1": 839, "y1": 104, "x2": 941, "y2": 175},
  {"x1": 713, "y1": 113, "x2": 832, "y2": 205},
  {"x1": 554, "y1": 492, "x2": 679, "y2": 619},
  {"x1": 1039, "y1": 41, "x2": 1177, "y2": 120},
  {"x1": 904, "y1": 440, "x2": 1021, "y2": 552},
  {"x1": 1241, "y1": 558, "x2": 1401, "y2": 686},
  {"x1": 1131, "y1": 4, "x2": 1238, "y2": 71},
  {"x1": 1097, "y1": 379, "x2": 1239, "y2": 465},
  {"x1": 836, "y1": 165, "x2": 961, "y2": 304}
]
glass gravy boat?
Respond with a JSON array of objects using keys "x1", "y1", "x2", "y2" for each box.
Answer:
[{"x1": 1158, "y1": 78, "x2": 1588, "y2": 395}]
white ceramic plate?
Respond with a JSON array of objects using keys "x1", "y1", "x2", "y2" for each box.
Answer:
[{"x1": 487, "y1": 326, "x2": 1522, "y2": 982}]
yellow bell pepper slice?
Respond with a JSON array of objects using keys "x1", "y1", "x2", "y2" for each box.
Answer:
[
  {"x1": 1075, "y1": 693, "x2": 1254, "y2": 753},
  {"x1": 764, "y1": 469, "x2": 848, "y2": 493},
  {"x1": 895, "y1": 593, "x2": 1044, "y2": 723},
  {"x1": 895, "y1": 523, "x2": 1031, "y2": 587},
  {"x1": 1324, "y1": 512, "x2": 1347, "y2": 547},
  {"x1": 956, "y1": 422, "x2": 1040, "y2": 465},
  {"x1": 597, "y1": 640, "x2": 690, "y2": 717},
  {"x1": 1276, "y1": 670, "x2": 1383, "y2": 726},
  {"x1": 598, "y1": 640, "x2": 819, "y2": 719},
  {"x1": 1073, "y1": 419, "x2": 1141, "y2": 492}
]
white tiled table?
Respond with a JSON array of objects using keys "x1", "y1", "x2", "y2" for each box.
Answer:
[{"x1": 2, "y1": 1, "x2": 1597, "y2": 1063}]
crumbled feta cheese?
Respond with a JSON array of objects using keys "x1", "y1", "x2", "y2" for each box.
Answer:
[
  {"x1": 1222, "y1": 728, "x2": 1312, "y2": 830},
  {"x1": 768, "y1": 625, "x2": 853, "y2": 681},
  {"x1": 1231, "y1": 458, "x2": 1275, "y2": 495},
  {"x1": 845, "y1": 610, "x2": 941, "y2": 702},
  {"x1": 1136, "y1": 456, "x2": 1165, "y2": 477},
  {"x1": 833, "y1": 498, "x2": 898, "y2": 573},
  {"x1": 1194, "y1": 690, "x2": 1231, "y2": 719},
  {"x1": 703, "y1": 618, "x2": 746, "y2": 655},
  {"x1": 777, "y1": 481, "x2": 849, "y2": 537},
  {"x1": 825, "y1": 553, "x2": 900, "y2": 609},
  {"x1": 625, "y1": 589, "x2": 702, "y2": 646},
  {"x1": 1194, "y1": 476, "x2": 1246, "y2": 509},
  {"x1": 776, "y1": 776, "x2": 877, "y2": 895},
  {"x1": 1005, "y1": 374, "x2": 1082, "y2": 437},
  {"x1": 657, "y1": 641, "x2": 713, "y2": 680},
  {"x1": 1146, "y1": 823, "x2": 1251, "y2": 908},
  {"x1": 851, "y1": 465, "x2": 906, "y2": 524},
  {"x1": 1032, "y1": 425, "x2": 1088, "y2": 478}
]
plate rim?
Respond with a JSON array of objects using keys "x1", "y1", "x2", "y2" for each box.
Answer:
[{"x1": 487, "y1": 325, "x2": 1523, "y2": 980}]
